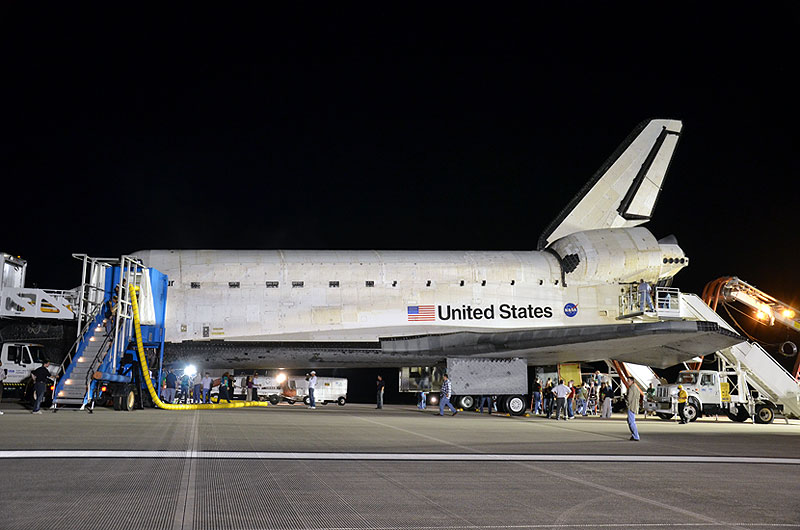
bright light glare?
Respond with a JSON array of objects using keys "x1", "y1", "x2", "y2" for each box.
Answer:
[
  {"x1": 184, "y1": 364, "x2": 197, "y2": 377},
  {"x1": 782, "y1": 309, "x2": 796, "y2": 319},
  {"x1": 756, "y1": 310, "x2": 768, "y2": 320},
  {"x1": 276, "y1": 372, "x2": 287, "y2": 384}
]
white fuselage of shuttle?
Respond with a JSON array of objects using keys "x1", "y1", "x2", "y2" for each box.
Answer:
[{"x1": 135, "y1": 227, "x2": 687, "y2": 345}]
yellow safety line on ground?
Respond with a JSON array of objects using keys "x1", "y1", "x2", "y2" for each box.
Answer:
[{"x1": 130, "y1": 285, "x2": 268, "y2": 410}]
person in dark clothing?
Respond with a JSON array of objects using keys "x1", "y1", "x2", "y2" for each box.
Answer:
[
  {"x1": 219, "y1": 372, "x2": 231, "y2": 403},
  {"x1": 31, "y1": 361, "x2": 52, "y2": 414},
  {"x1": 227, "y1": 374, "x2": 235, "y2": 400},
  {"x1": 164, "y1": 369, "x2": 178, "y2": 404},
  {"x1": 376, "y1": 375, "x2": 385, "y2": 409},
  {"x1": 531, "y1": 378, "x2": 542, "y2": 414},
  {"x1": 543, "y1": 378, "x2": 554, "y2": 418}
]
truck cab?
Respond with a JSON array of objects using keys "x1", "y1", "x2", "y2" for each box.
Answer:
[{"x1": 1, "y1": 342, "x2": 57, "y2": 385}]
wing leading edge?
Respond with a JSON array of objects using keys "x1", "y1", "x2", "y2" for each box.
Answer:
[{"x1": 380, "y1": 320, "x2": 742, "y2": 369}]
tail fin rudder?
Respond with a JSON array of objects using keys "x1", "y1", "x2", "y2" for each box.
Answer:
[{"x1": 537, "y1": 118, "x2": 683, "y2": 249}]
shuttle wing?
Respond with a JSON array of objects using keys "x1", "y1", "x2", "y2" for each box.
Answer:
[
  {"x1": 538, "y1": 119, "x2": 682, "y2": 249},
  {"x1": 381, "y1": 320, "x2": 742, "y2": 369}
]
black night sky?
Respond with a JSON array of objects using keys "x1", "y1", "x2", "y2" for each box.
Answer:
[{"x1": 3, "y1": 5, "x2": 799, "y2": 389}]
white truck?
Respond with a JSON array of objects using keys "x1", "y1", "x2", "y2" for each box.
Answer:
[
  {"x1": 1, "y1": 342, "x2": 60, "y2": 401},
  {"x1": 650, "y1": 368, "x2": 780, "y2": 424},
  {"x1": 210, "y1": 374, "x2": 347, "y2": 406}
]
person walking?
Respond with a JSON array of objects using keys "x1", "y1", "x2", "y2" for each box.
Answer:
[
  {"x1": 626, "y1": 382, "x2": 641, "y2": 441},
  {"x1": 677, "y1": 384, "x2": 688, "y2": 424},
  {"x1": 31, "y1": 361, "x2": 52, "y2": 414},
  {"x1": 531, "y1": 378, "x2": 542, "y2": 414},
  {"x1": 478, "y1": 395, "x2": 492, "y2": 414},
  {"x1": 201, "y1": 372, "x2": 212, "y2": 403},
  {"x1": 438, "y1": 374, "x2": 457, "y2": 416},
  {"x1": 600, "y1": 382, "x2": 613, "y2": 418},
  {"x1": 552, "y1": 379, "x2": 571, "y2": 420},
  {"x1": 307, "y1": 371, "x2": 317, "y2": 409},
  {"x1": 418, "y1": 390, "x2": 427, "y2": 410},
  {"x1": 376, "y1": 375, "x2": 384, "y2": 409}
]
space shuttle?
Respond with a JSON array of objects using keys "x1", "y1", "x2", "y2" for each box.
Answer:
[{"x1": 136, "y1": 119, "x2": 742, "y2": 369}]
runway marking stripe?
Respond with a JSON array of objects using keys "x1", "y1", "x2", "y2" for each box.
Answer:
[{"x1": 0, "y1": 451, "x2": 799, "y2": 465}]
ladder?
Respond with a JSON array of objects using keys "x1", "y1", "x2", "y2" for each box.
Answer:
[{"x1": 681, "y1": 293, "x2": 800, "y2": 418}]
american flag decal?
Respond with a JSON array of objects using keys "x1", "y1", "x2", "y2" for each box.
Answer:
[{"x1": 407, "y1": 305, "x2": 436, "y2": 321}]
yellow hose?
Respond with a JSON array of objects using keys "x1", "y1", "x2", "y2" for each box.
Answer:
[{"x1": 130, "y1": 285, "x2": 269, "y2": 410}]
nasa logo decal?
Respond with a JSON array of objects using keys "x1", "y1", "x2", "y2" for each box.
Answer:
[{"x1": 564, "y1": 303, "x2": 578, "y2": 317}]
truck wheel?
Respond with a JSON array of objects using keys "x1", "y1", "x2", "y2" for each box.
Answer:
[
  {"x1": 269, "y1": 395, "x2": 280, "y2": 405},
  {"x1": 505, "y1": 395, "x2": 526, "y2": 416},
  {"x1": 457, "y1": 395, "x2": 475, "y2": 410},
  {"x1": 754, "y1": 404, "x2": 774, "y2": 424},
  {"x1": 337, "y1": 396, "x2": 346, "y2": 406},
  {"x1": 656, "y1": 413, "x2": 674, "y2": 421},
  {"x1": 303, "y1": 396, "x2": 311, "y2": 406},
  {"x1": 682, "y1": 401, "x2": 700, "y2": 423},
  {"x1": 123, "y1": 388, "x2": 136, "y2": 411}
]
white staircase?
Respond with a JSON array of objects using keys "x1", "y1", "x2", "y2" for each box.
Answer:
[
  {"x1": 682, "y1": 293, "x2": 800, "y2": 418},
  {"x1": 54, "y1": 323, "x2": 112, "y2": 406}
]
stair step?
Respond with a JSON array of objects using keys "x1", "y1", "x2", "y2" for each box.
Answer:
[{"x1": 55, "y1": 398, "x2": 86, "y2": 405}]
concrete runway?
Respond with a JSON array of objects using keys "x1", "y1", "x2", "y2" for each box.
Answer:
[{"x1": 1, "y1": 402, "x2": 798, "y2": 529}]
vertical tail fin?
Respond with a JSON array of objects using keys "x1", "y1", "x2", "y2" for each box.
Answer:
[{"x1": 538, "y1": 119, "x2": 682, "y2": 249}]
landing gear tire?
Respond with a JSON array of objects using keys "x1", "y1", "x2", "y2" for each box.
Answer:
[
  {"x1": 505, "y1": 395, "x2": 527, "y2": 416},
  {"x1": 337, "y1": 396, "x2": 346, "y2": 406},
  {"x1": 269, "y1": 395, "x2": 280, "y2": 405},
  {"x1": 754, "y1": 404, "x2": 775, "y2": 424},
  {"x1": 457, "y1": 395, "x2": 475, "y2": 410},
  {"x1": 682, "y1": 401, "x2": 700, "y2": 423},
  {"x1": 656, "y1": 413, "x2": 674, "y2": 421}
]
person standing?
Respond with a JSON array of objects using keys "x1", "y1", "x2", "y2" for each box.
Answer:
[
  {"x1": 418, "y1": 390, "x2": 427, "y2": 410},
  {"x1": 566, "y1": 380, "x2": 576, "y2": 419},
  {"x1": 638, "y1": 279, "x2": 654, "y2": 312},
  {"x1": 531, "y1": 378, "x2": 542, "y2": 414},
  {"x1": 307, "y1": 371, "x2": 317, "y2": 409},
  {"x1": 552, "y1": 379, "x2": 571, "y2": 420},
  {"x1": 543, "y1": 378, "x2": 554, "y2": 418},
  {"x1": 600, "y1": 382, "x2": 613, "y2": 418},
  {"x1": 626, "y1": 382, "x2": 641, "y2": 441},
  {"x1": 438, "y1": 374, "x2": 457, "y2": 416},
  {"x1": 31, "y1": 361, "x2": 52, "y2": 414},
  {"x1": 0, "y1": 359, "x2": 5, "y2": 415},
  {"x1": 219, "y1": 372, "x2": 231, "y2": 403},
  {"x1": 228, "y1": 374, "x2": 235, "y2": 400},
  {"x1": 164, "y1": 369, "x2": 177, "y2": 404},
  {"x1": 245, "y1": 376, "x2": 254, "y2": 402},
  {"x1": 576, "y1": 383, "x2": 588, "y2": 416},
  {"x1": 376, "y1": 375, "x2": 385, "y2": 409},
  {"x1": 201, "y1": 372, "x2": 212, "y2": 403},
  {"x1": 677, "y1": 384, "x2": 688, "y2": 424},
  {"x1": 180, "y1": 373, "x2": 191, "y2": 404}
]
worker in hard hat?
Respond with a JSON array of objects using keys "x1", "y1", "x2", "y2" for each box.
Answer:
[{"x1": 677, "y1": 384, "x2": 688, "y2": 424}]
